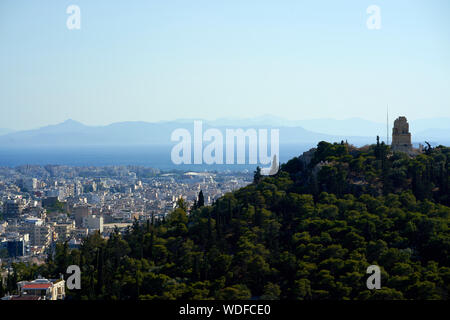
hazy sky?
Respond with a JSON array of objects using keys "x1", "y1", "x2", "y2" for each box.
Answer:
[{"x1": 1, "y1": 0, "x2": 449, "y2": 130}]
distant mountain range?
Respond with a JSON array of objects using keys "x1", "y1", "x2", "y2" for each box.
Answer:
[
  {"x1": 208, "y1": 116, "x2": 450, "y2": 141},
  {"x1": 0, "y1": 116, "x2": 448, "y2": 147}
]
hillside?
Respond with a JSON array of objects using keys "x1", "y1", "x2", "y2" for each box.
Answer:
[
  {"x1": 4, "y1": 141, "x2": 449, "y2": 300},
  {"x1": 282, "y1": 140, "x2": 449, "y2": 206}
]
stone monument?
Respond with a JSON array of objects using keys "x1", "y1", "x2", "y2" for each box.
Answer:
[{"x1": 391, "y1": 116, "x2": 413, "y2": 154}]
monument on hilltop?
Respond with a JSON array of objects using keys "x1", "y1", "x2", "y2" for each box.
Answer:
[{"x1": 391, "y1": 116, "x2": 413, "y2": 154}]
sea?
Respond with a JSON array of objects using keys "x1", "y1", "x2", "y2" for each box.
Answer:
[{"x1": 0, "y1": 143, "x2": 314, "y2": 172}]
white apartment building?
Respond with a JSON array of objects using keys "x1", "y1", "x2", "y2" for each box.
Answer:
[
  {"x1": 18, "y1": 218, "x2": 52, "y2": 247},
  {"x1": 54, "y1": 221, "x2": 75, "y2": 242}
]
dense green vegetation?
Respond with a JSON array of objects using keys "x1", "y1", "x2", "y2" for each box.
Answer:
[
  {"x1": 283, "y1": 140, "x2": 449, "y2": 205},
  {"x1": 43, "y1": 199, "x2": 67, "y2": 214},
  {"x1": 2, "y1": 141, "x2": 449, "y2": 300}
]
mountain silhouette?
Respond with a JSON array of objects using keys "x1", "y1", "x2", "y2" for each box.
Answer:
[{"x1": 0, "y1": 117, "x2": 448, "y2": 147}]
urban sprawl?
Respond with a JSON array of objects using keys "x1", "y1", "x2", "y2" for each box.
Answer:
[{"x1": 0, "y1": 165, "x2": 251, "y2": 266}]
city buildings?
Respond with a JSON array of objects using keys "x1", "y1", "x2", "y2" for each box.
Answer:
[
  {"x1": 2, "y1": 199, "x2": 24, "y2": 219},
  {"x1": 0, "y1": 165, "x2": 251, "y2": 266},
  {"x1": 0, "y1": 233, "x2": 29, "y2": 257}
]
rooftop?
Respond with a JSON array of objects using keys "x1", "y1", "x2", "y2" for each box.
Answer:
[{"x1": 22, "y1": 283, "x2": 52, "y2": 289}]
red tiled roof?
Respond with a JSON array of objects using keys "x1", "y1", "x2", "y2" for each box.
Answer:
[
  {"x1": 11, "y1": 296, "x2": 41, "y2": 300},
  {"x1": 22, "y1": 283, "x2": 52, "y2": 289}
]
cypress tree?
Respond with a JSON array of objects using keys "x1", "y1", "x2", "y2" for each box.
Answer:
[
  {"x1": 254, "y1": 166, "x2": 262, "y2": 184},
  {"x1": 198, "y1": 190, "x2": 205, "y2": 208}
]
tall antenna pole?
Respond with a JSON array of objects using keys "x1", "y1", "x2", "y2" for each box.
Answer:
[{"x1": 386, "y1": 105, "x2": 389, "y2": 145}]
